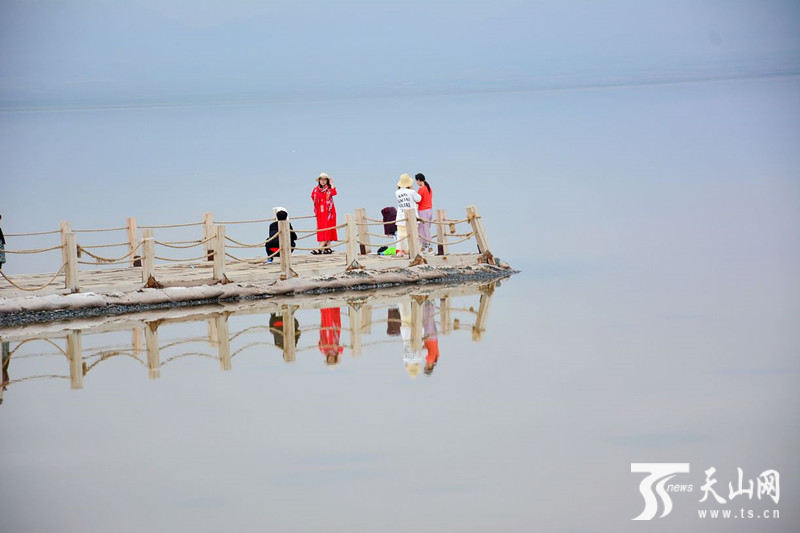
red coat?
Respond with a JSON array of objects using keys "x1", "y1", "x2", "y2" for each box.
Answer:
[
  {"x1": 319, "y1": 307, "x2": 344, "y2": 357},
  {"x1": 311, "y1": 185, "x2": 338, "y2": 241}
]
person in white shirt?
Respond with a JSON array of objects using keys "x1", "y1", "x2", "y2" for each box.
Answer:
[{"x1": 395, "y1": 173, "x2": 421, "y2": 257}]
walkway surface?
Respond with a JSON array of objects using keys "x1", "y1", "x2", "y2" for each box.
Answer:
[{"x1": 1, "y1": 251, "x2": 482, "y2": 301}]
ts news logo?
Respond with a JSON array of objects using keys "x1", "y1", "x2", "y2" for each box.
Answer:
[{"x1": 631, "y1": 463, "x2": 692, "y2": 520}]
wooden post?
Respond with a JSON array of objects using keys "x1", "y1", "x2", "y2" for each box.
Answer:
[
  {"x1": 278, "y1": 219, "x2": 296, "y2": 280},
  {"x1": 64, "y1": 232, "x2": 79, "y2": 292},
  {"x1": 66, "y1": 330, "x2": 83, "y2": 390},
  {"x1": 404, "y1": 208, "x2": 421, "y2": 259},
  {"x1": 348, "y1": 303, "x2": 363, "y2": 357},
  {"x1": 466, "y1": 205, "x2": 494, "y2": 264},
  {"x1": 440, "y1": 297, "x2": 451, "y2": 335},
  {"x1": 142, "y1": 228, "x2": 156, "y2": 286},
  {"x1": 215, "y1": 314, "x2": 231, "y2": 371},
  {"x1": 126, "y1": 217, "x2": 141, "y2": 267},
  {"x1": 213, "y1": 224, "x2": 227, "y2": 283},
  {"x1": 132, "y1": 326, "x2": 143, "y2": 354},
  {"x1": 345, "y1": 214, "x2": 360, "y2": 268},
  {"x1": 281, "y1": 306, "x2": 296, "y2": 363},
  {"x1": 361, "y1": 304, "x2": 373, "y2": 334},
  {"x1": 145, "y1": 321, "x2": 160, "y2": 379},
  {"x1": 355, "y1": 208, "x2": 370, "y2": 255},
  {"x1": 472, "y1": 290, "x2": 493, "y2": 342},
  {"x1": 60, "y1": 221, "x2": 71, "y2": 275},
  {"x1": 435, "y1": 209, "x2": 448, "y2": 256},
  {"x1": 202, "y1": 212, "x2": 214, "y2": 261},
  {"x1": 207, "y1": 317, "x2": 219, "y2": 346}
]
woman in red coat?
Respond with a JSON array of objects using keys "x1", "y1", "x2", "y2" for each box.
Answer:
[
  {"x1": 311, "y1": 173, "x2": 338, "y2": 254},
  {"x1": 319, "y1": 307, "x2": 344, "y2": 365}
]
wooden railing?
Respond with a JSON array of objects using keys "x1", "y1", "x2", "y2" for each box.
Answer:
[{"x1": 0, "y1": 205, "x2": 493, "y2": 294}]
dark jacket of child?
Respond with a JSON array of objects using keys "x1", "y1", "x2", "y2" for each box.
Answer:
[{"x1": 266, "y1": 221, "x2": 297, "y2": 257}]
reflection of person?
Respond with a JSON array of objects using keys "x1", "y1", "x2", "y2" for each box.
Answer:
[
  {"x1": 268, "y1": 313, "x2": 301, "y2": 350},
  {"x1": 415, "y1": 174, "x2": 434, "y2": 255},
  {"x1": 319, "y1": 307, "x2": 344, "y2": 365},
  {"x1": 398, "y1": 301, "x2": 423, "y2": 378},
  {"x1": 1, "y1": 341, "x2": 10, "y2": 405},
  {"x1": 386, "y1": 307, "x2": 401, "y2": 336},
  {"x1": 265, "y1": 207, "x2": 297, "y2": 263},
  {"x1": 311, "y1": 173, "x2": 338, "y2": 254},
  {"x1": 422, "y1": 300, "x2": 439, "y2": 375},
  {"x1": 395, "y1": 174, "x2": 421, "y2": 257},
  {"x1": 0, "y1": 213, "x2": 6, "y2": 270}
]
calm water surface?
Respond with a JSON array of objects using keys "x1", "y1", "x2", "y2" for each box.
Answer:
[{"x1": 1, "y1": 78, "x2": 799, "y2": 532}]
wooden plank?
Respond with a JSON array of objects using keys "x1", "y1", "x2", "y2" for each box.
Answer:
[
  {"x1": 281, "y1": 306, "x2": 296, "y2": 363},
  {"x1": 65, "y1": 232, "x2": 79, "y2": 293},
  {"x1": 435, "y1": 209, "x2": 448, "y2": 256},
  {"x1": 126, "y1": 217, "x2": 140, "y2": 267},
  {"x1": 142, "y1": 228, "x2": 155, "y2": 286},
  {"x1": 213, "y1": 225, "x2": 226, "y2": 282},
  {"x1": 202, "y1": 212, "x2": 214, "y2": 261},
  {"x1": 278, "y1": 219, "x2": 293, "y2": 280},
  {"x1": 145, "y1": 321, "x2": 160, "y2": 379},
  {"x1": 348, "y1": 303, "x2": 362, "y2": 357},
  {"x1": 67, "y1": 330, "x2": 83, "y2": 389},
  {"x1": 466, "y1": 205, "x2": 493, "y2": 264},
  {"x1": 404, "y1": 208, "x2": 421, "y2": 259},
  {"x1": 215, "y1": 314, "x2": 231, "y2": 371}
]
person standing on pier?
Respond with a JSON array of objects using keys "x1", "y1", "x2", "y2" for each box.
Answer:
[
  {"x1": 0, "y1": 214, "x2": 6, "y2": 270},
  {"x1": 311, "y1": 173, "x2": 338, "y2": 254},
  {"x1": 395, "y1": 174, "x2": 421, "y2": 257},
  {"x1": 415, "y1": 173, "x2": 434, "y2": 255}
]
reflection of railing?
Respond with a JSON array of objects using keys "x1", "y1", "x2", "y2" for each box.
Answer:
[
  {"x1": 0, "y1": 205, "x2": 494, "y2": 293},
  {"x1": 1, "y1": 281, "x2": 499, "y2": 392}
]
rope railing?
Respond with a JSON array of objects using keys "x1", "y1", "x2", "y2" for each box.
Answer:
[
  {"x1": 225, "y1": 235, "x2": 270, "y2": 248},
  {"x1": 73, "y1": 226, "x2": 127, "y2": 233},
  {"x1": 160, "y1": 352, "x2": 219, "y2": 365},
  {"x1": 4, "y1": 229, "x2": 61, "y2": 237},
  {"x1": 154, "y1": 254, "x2": 209, "y2": 263},
  {"x1": 78, "y1": 241, "x2": 143, "y2": 265},
  {"x1": 1, "y1": 205, "x2": 492, "y2": 295},
  {"x1": 2, "y1": 244, "x2": 64, "y2": 255},
  {"x1": 224, "y1": 251, "x2": 276, "y2": 264},
  {"x1": 139, "y1": 221, "x2": 204, "y2": 229},
  {"x1": 8, "y1": 338, "x2": 67, "y2": 358},
  {"x1": 79, "y1": 242, "x2": 129, "y2": 249},
  {"x1": 216, "y1": 217, "x2": 273, "y2": 225},
  {"x1": 154, "y1": 238, "x2": 209, "y2": 249},
  {"x1": 0, "y1": 264, "x2": 66, "y2": 291}
]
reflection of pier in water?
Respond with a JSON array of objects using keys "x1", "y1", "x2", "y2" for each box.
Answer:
[{"x1": 0, "y1": 280, "x2": 499, "y2": 393}]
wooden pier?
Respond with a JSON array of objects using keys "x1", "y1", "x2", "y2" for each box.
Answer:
[
  {"x1": 1, "y1": 279, "x2": 501, "y2": 389},
  {"x1": 0, "y1": 205, "x2": 509, "y2": 320}
]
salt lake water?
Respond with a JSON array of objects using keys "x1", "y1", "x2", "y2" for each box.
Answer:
[{"x1": 1, "y1": 75, "x2": 799, "y2": 532}]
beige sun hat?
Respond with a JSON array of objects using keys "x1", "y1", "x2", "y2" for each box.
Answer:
[
  {"x1": 405, "y1": 362, "x2": 422, "y2": 379},
  {"x1": 397, "y1": 173, "x2": 413, "y2": 188},
  {"x1": 317, "y1": 172, "x2": 329, "y2": 182}
]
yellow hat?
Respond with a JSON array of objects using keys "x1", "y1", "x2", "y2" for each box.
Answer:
[
  {"x1": 405, "y1": 362, "x2": 421, "y2": 379},
  {"x1": 397, "y1": 173, "x2": 413, "y2": 188}
]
